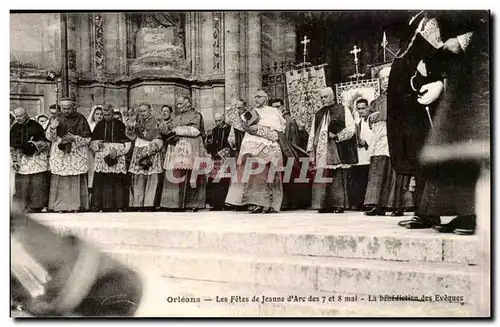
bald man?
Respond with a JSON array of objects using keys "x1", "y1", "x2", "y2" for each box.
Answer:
[
  {"x1": 10, "y1": 107, "x2": 51, "y2": 212},
  {"x1": 306, "y1": 87, "x2": 358, "y2": 213}
]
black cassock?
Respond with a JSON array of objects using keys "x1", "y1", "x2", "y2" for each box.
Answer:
[
  {"x1": 206, "y1": 123, "x2": 232, "y2": 210},
  {"x1": 387, "y1": 10, "x2": 488, "y2": 222}
]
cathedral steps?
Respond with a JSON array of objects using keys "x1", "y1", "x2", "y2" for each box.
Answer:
[
  {"x1": 32, "y1": 211, "x2": 477, "y2": 265},
  {"x1": 105, "y1": 245, "x2": 476, "y2": 303},
  {"x1": 30, "y1": 211, "x2": 480, "y2": 317}
]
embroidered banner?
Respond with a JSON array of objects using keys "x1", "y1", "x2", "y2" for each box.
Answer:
[
  {"x1": 369, "y1": 61, "x2": 392, "y2": 79},
  {"x1": 335, "y1": 79, "x2": 381, "y2": 113},
  {"x1": 285, "y1": 64, "x2": 327, "y2": 133}
]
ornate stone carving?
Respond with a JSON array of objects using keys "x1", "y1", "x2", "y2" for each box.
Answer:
[
  {"x1": 93, "y1": 13, "x2": 105, "y2": 79},
  {"x1": 129, "y1": 12, "x2": 189, "y2": 77},
  {"x1": 213, "y1": 12, "x2": 221, "y2": 71},
  {"x1": 67, "y1": 49, "x2": 76, "y2": 70}
]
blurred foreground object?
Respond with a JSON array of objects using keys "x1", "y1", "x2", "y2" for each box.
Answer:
[{"x1": 11, "y1": 203, "x2": 143, "y2": 317}]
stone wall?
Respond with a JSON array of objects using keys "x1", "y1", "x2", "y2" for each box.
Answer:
[
  {"x1": 10, "y1": 11, "x2": 286, "y2": 128},
  {"x1": 10, "y1": 13, "x2": 62, "y2": 115},
  {"x1": 261, "y1": 12, "x2": 296, "y2": 102}
]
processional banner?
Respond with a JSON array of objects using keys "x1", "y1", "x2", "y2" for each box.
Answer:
[
  {"x1": 335, "y1": 79, "x2": 381, "y2": 113},
  {"x1": 285, "y1": 64, "x2": 327, "y2": 133}
]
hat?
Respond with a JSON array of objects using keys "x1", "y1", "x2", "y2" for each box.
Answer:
[
  {"x1": 103, "y1": 105, "x2": 114, "y2": 114},
  {"x1": 254, "y1": 90, "x2": 268, "y2": 98},
  {"x1": 59, "y1": 97, "x2": 75, "y2": 106},
  {"x1": 214, "y1": 112, "x2": 224, "y2": 120}
]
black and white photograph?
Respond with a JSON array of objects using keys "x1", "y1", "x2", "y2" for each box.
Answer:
[{"x1": 8, "y1": 8, "x2": 491, "y2": 318}]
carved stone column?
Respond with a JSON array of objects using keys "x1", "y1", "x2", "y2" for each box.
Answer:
[
  {"x1": 223, "y1": 12, "x2": 240, "y2": 107},
  {"x1": 91, "y1": 13, "x2": 106, "y2": 82},
  {"x1": 246, "y1": 12, "x2": 262, "y2": 103}
]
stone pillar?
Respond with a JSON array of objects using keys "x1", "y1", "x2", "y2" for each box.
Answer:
[
  {"x1": 76, "y1": 13, "x2": 92, "y2": 76},
  {"x1": 223, "y1": 12, "x2": 240, "y2": 108},
  {"x1": 238, "y1": 12, "x2": 248, "y2": 102},
  {"x1": 246, "y1": 12, "x2": 262, "y2": 104},
  {"x1": 60, "y1": 13, "x2": 69, "y2": 98},
  {"x1": 116, "y1": 13, "x2": 128, "y2": 78},
  {"x1": 91, "y1": 13, "x2": 106, "y2": 82},
  {"x1": 66, "y1": 14, "x2": 79, "y2": 101}
]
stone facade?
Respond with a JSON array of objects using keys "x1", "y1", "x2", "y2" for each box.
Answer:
[
  {"x1": 10, "y1": 11, "x2": 405, "y2": 128},
  {"x1": 10, "y1": 12, "x2": 297, "y2": 129}
]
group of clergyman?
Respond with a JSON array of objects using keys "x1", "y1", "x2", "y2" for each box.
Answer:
[
  {"x1": 11, "y1": 10, "x2": 489, "y2": 238},
  {"x1": 10, "y1": 82, "x2": 407, "y2": 216}
]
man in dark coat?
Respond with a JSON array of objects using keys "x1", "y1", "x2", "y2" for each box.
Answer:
[
  {"x1": 205, "y1": 113, "x2": 232, "y2": 210},
  {"x1": 387, "y1": 10, "x2": 488, "y2": 232},
  {"x1": 271, "y1": 98, "x2": 301, "y2": 210},
  {"x1": 90, "y1": 106, "x2": 132, "y2": 211},
  {"x1": 10, "y1": 107, "x2": 51, "y2": 212},
  {"x1": 306, "y1": 87, "x2": 358, "y2": 213}
]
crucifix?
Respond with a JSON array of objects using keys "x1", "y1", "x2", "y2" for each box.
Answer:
[
  {"x1": 301, "y1": 36, "x2": 310, "y2": 66},
  {"x1": 349, "y1": 44, "x2": 365, "y2": 80}
]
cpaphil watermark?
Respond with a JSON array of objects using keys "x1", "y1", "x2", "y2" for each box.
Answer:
[{"x1": 161, "y1": 156, "x2": 335, "y2": 185}]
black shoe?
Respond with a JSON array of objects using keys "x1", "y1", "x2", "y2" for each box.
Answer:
[
  {"x1": 453, "y1": 228, "x2": 475, "y2": 235},
  {"x1": 333, "y1": 208, "x2": 344, "y2": 213},
  {"x1": 365, "y1": 207, "x2": 386, "y2": 216},
  {"x1": 250, "y1": 206, "x2": 263, "y2": 213},
  {"x1": 434, "y1": 215, "x2": 476, "y2": 234},
  {"x1": 397, "y1": 218, "x2": 413, "y2": 227},
  {"x1": 453, "y1": 215, "x2": 476, "y2": 235},
  {"x1": 391, "y1": 209, "x2": 405, "y2": 217},
  {"x1": 433, "y1": 216, "x2": 464, "y2": 233},
  {"x1": 318, "y1": 208, "x2": 334, "y2": 213},
  {"x1": 404, "y1": 216, "x2": 440, "y2": 229}
]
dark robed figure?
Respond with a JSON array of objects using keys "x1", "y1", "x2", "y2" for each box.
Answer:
[
  {"x1": 46, "y1": 98, "x2": 91, "y2": 212},
  {"x1": 387, "y1": 10, "x2": 488, "y2": 233},
  {"x1": 10, "y1": 108, "x2": 51, "y2": 212},
  {"x1": 205, "y1": 113, "x2": 232, "y2": 210},
  {"x1": 270, "y1": 98, "x2": 303, "y2": 211},
  {"x1": 161, "y1": 96, "x2": 207, "y2": 211},
  {"x1": 307, "y1": 87, "x2": 358, "y2": 213},
  {"x1": 90, "y1": 107, "x2": 131, "y2": 211},
  {"x1": 126, "y1": 102, "x2": 164, "y2": 209}
]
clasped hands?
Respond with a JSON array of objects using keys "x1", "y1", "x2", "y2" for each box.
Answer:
[
  {"x1": 60, "y1": 133, "x2": 77, "y2": 143},
  {"x1": 328, "y1": 132, "x2": 339, "y2": 142}
]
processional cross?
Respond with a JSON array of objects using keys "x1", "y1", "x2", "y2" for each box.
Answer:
[
  {"x1": 349, "y1": 45, "x2": 365, "y2": 80},
  {"x1": 301, "y1": 36, "x2": 310, "y2": 66}
]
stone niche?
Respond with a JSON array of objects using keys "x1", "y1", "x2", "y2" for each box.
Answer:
[{"x1": 129, "y1": 13, "x2": 189, "y2": 78}]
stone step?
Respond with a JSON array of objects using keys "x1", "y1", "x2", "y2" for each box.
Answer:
[
  {"x1": 104, "y1": 246, "x2": 478, "y2": 304},
  {"x1": 32, "y1": 211, "x2": 477, "y2": 265},
  {"x1": 135, "y1": 275, "x2": 475, "y2": 317}
]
